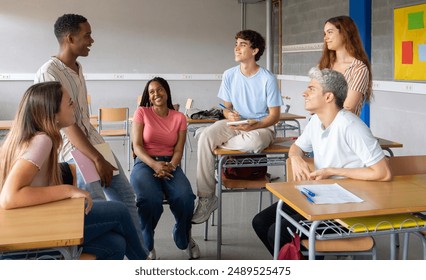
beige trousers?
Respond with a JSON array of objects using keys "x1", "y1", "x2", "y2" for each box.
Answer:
[{"x1": 196, "y1": 120, "x2": 275, "y2": 197}]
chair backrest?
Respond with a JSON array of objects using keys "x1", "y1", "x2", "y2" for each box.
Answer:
[
  {"x1": 183, "y1": 98, "x2": 193, "y2": 115},
  {"x1": 285, "y1": 157, "x2": 314, "y2": 182},
  {"x1": 98, "y1": 107, "x2": 129, "y2": 122},
  {"x1": 98, "y1": 107, "x2": 130, "y2": 134},
  {"x1": 387, "y1": 155, "x2": 426, "y2": 176}
]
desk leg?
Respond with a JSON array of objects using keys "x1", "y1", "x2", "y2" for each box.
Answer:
[
  {"x1": 294, "y1": 120, "x2": 301, "y2": 136},
  {"x1": 273, "y1": 200, "x2": 284, "y2": 260},
  {"x1": 384, "y1": 147, "x2": 394, "y2": 157},
  {"x1": 390, "y1": 233, "x2": 397, "y2": 260},
  {"x1": 216, "y1": 156, "x2": 225, "y2": 260},
  {"x1": 308, "y1": 221, "x2": 320, "y2": 260}
]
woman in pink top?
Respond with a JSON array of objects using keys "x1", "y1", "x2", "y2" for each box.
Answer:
[
  {"x1": 130, "y1": 77, "x2": 199, "y2": 259},
  {"x1": 319, "y1": 15, "x2": 372, "y2": 116}
]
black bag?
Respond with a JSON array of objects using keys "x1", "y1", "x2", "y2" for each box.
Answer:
[
  {"x1": 190, "y1": 108, "x2": 224, "y2": 120},
  {"x1": 222, "y1": 155, "x2": 268, "y2": 180}
]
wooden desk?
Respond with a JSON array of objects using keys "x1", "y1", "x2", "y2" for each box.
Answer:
[
  {"x1": 0, "y1": 120, "x2": 13, "y2": 130},
  {"x1": 377, "y1": 137, "x2": 403, "y2": 156},
  {"x1": 212, "y1": 137, "x2": 292, "y2": 259},
  {"x1": 275, "y1": 113, "x2": 306, "y2": 137},
  {"x1": 0, "y1": 198, "x2": 85, "y2": 259},
  {"x1": 266, "y1": 174, "x2": 426, "y2": 260}
]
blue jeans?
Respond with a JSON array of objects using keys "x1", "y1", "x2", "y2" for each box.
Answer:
[
  {"x1": 83, "y1": 201, "x2": 147, "y2": 260},
  {"x1": 130, "y1": 156, "x2": 195, "y2": 251},
  {"x1": 68, "y1": 153, "x2": 147, "y2": 256}
]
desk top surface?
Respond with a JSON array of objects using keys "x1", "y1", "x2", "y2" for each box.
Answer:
[
  {"x1": 279, "y1": 113, "x2": 306, "y2": 120},
  {"x1": 0, "y1": 198, "x2": 85, "y2": 252},
  {"x1": 266, "y1": 174, "x2": 426, "y2": 221},
  {"x1": 214, "y1": 137, "x2": 402, "y2": 155},
  {"x1": 186, "y1": 117, "x2": 217, "y2": 124}
]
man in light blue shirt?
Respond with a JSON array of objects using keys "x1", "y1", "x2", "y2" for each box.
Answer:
[{"x1": 192, "y1": 30, "x2": 282, "y2": 224}]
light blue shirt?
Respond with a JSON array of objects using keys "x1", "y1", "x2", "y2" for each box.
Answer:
[{"x1": 218, "y1": 65, "x2": 282, "y2": 120}]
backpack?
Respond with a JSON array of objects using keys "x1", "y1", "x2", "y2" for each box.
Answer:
[
  {"x1": 189, "y1": 108, "x2": 224, "y2": 120},
  {"x1": 277, "y1": 234, "x2": 304, "y2": 260},
  {"x1": 222, "y1": 155, "x2": 268, "y2": 180}
]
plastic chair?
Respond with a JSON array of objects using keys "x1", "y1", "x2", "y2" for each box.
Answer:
[
  {"x1": 286, "y1": 157, "x2": 377, "y2": 259},
  {"x1": 97, "y1": 107, "x2": 131, "y2": 171}
]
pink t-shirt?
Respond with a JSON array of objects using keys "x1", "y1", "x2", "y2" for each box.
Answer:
[
  {"x1": 20, "y1": 133, "x2": 53, "y2": 186},
  {"x1": 132, "y1": 107, "x2": 187, "y2": 156}
]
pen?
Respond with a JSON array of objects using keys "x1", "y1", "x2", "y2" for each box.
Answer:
[
  {"x1": 302, "y1": 187, "x2": 316, "y2": 197},
  {"x1": 219, "y1": 103, "x2": 235, "y2": 113},
  {"x1": 300, "y1": 190, "x2": 315, "y2": 203}
]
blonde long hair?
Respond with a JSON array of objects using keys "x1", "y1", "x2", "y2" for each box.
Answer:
[{"x1": 0, "y1": 82, "x2": 64, "y2": 187}]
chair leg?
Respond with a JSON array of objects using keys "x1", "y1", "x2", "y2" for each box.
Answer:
[
  {"x1": 258, "y1": 191, "x2": 263, "y2": 213},
  {"x1": 204, "y1": 218, "x2": 209, "y2": 241},
  {"x1": 186, "y1": 133, "x2": 193, "y2": 152},
  {"x1": 402, "y1": 232, "x2": 409, "y2": 260}
]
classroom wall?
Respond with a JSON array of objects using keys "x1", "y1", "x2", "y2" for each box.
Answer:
[
  {"x1": 1, "y1": 0, "x2": 425, "y2": 156},
  {"x1": 0, "y1": 0, "x2": 266, "y2": 118},
  {"x1": 280, "y1": 0, "x2": 426, "y2": 156}
]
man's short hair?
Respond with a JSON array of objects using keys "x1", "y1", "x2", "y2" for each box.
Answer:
[
  {"x1": 54, "y1": 14, "x2": 87, "y2": 42},
  {"x1": 308, "y1": 67, "x2": 348, "y2": 108},
  {"x1": 235, "y1": 30, "x2": 265, "y2": 61}
]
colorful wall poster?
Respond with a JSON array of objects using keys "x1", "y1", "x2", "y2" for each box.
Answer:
[{"x1": 394, "y1": 3, "x2": 426, "y2": 81}]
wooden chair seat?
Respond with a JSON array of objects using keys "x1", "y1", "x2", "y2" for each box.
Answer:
[
  {"x1": 221, "y1": 174, "x2": 270, "y2": 189},
  {"x1": 301, "y1": 237, "x2": 375, "y2": 252},
  {"x1": 99, "y1": 129, "x2": 127, "y2": 137}
]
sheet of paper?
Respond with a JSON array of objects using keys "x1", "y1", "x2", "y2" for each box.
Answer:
[
  {"x1": 94, "y1": 142, "x2": 119, "y2": 176},
  {"x1": 295, "y1": 183, "x2": 363, "y2": 204},
  {"x1": 226, "y1": 120, "x2": 250, "y2": 126}
]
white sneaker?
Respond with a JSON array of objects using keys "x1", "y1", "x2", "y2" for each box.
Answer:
[
  {"x1": 148, "y1": 248, "x2": 156, "y2": 260},
  {"x1": 192, "y1": 196, "x2": 218, "y2": 224},
  {"x1": 185, "y1": 238, "x2": 200, "y2": 259}
]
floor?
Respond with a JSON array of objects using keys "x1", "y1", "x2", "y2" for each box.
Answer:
[{"x1": 108, "y1": 134, "x2": 425, "y2": 260}]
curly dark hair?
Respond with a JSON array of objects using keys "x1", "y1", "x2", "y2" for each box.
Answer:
[
  {"x1": 54, "y1": 14, "x2": 87, "y2": 42},
  {"x1": 235, "y1": 30, "x2": 265, "y2": 61}
]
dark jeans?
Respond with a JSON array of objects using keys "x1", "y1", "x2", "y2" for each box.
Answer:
[
  {"x1": 130, "y1": 156, "x2": 195, "y2": 251},
  {"x1": 252, "y1": 202, "x2": 304, "y2": 256}
]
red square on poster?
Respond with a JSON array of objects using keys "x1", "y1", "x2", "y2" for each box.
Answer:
[{"x1": 402, "y1": 41, "x2": 413, "y2": 64}]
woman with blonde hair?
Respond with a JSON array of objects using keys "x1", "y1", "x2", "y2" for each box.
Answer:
[
  {"x1": 0, "y1": 81, "x2": 147, "y2": 260},
  {"x1": 319, "y1": 15, "x2": 372, "y2": 116}
]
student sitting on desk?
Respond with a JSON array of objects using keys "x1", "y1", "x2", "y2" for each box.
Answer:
[
  {"x1": 252, "y1": 67, "x2": 392, "y2": 257},
  {"x1": 0, "y1": 82, "x2": 147, "y2": 260},
  {"x1": 192, "y1": 29, "x2": 282, "y2": 224}
]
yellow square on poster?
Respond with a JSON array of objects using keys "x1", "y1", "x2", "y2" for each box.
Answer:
[{"x1": 394, "y1": 3, "x2": 426, "y2": 81}]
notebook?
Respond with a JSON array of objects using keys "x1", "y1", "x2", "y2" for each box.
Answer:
[
  {"x1": 335, "y1": 213, "x2": 426, "y2": 233},
  {"x1": 70, "y1": 142, "x2": 119, "y2": 184},
  {"x1": 70, "y1": 149, "x2": 100, "y2": 184}
]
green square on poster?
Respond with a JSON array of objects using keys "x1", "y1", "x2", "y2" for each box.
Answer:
[{"x1": 408, "y1": 11, "x2": 424, "y2": 30}]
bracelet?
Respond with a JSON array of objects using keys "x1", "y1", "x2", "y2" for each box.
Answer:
[{"x1": 168, "y1": 162, "x2": 177, "y2": 169}]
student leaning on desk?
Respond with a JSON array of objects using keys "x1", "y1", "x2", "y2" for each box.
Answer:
[
  {"x1": 0, "y1": 82, "x2": 147, "y2": 260},
  {"x1": 252, "y1": 67, "x2": 392, "y2": 257}
]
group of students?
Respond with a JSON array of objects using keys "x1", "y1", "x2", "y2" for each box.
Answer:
[{"x1": 0, "y1": 12, "x2": 393, "y2": 260}]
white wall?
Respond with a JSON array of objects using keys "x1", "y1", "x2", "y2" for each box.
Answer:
[{"x1": 0, "y1": 0, "x2": 266, "y2": 118}]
